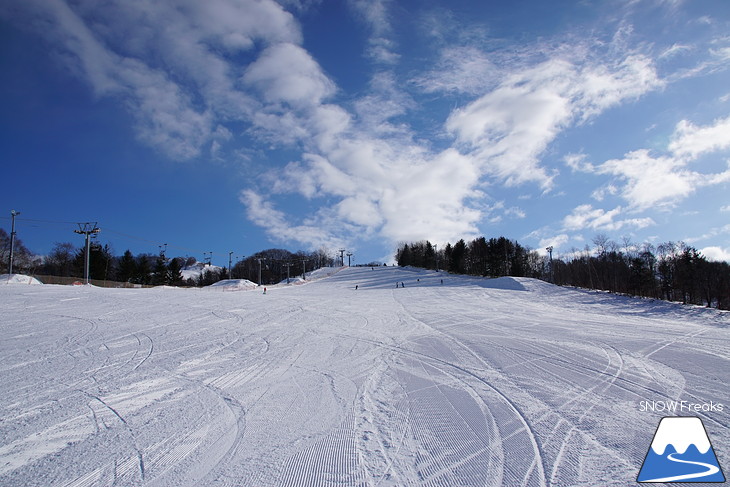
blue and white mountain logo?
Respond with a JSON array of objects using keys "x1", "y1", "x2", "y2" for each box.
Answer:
[{"x1": 638, "y1": 416, "x2": 725, "y2": 483}]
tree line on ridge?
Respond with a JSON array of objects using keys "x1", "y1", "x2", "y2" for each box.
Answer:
[{"x1": 396, "y1": 234, "x2": 730, "y2": 310}]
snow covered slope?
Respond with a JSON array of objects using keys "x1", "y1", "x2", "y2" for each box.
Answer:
[{"x1": 0, "y1": 266, "x2": 727, "y2": 486}]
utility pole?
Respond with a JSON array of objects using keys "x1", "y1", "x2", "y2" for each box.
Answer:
[
  {"x1": 434, "y1": 244, "x2": 439, "y2": 272},
  {"x1": 8, "y1": 210, "x2": 20, "y2": 274},
  {"x1": 228, "y1": 252, "x2": 234, "y2": 279},
  {"x1": 203, "y1": 252, "x2": 212, "y2": 266},
  {"x1": 74, "y1": 222, "x2": 100, "y2": 285},
  {"x1": 546, "y1": 246, "x2": 554, "y2": 283},
  {"x1": 338, "y1": 248, "x2": 346, "y2": 267},
  {"x1": 158, "y1": 243, "x2": 168, "y2": 260},
  {"x1": 346, "y1": 252, "x2": 353, "y2": 267},
  {"x1": 257, "y1": 258, "x2": 264, "y2": 286},
  {"x1": 301, "y1": 259, "x2": 307, "y2": 280},
  {"x1": 283, "y1": 262, "x2": 293, "y2": 283}
]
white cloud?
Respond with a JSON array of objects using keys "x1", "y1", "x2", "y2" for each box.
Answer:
[
  {"x1": 243, "y1": 145, "x2": 485, "y2": 247},
  {"x1": 348, "y1": 0, "x2": 399, "y2": 64},
  {"x1": 445, "y1": 53, "x2": 661, "y2": 190},
  {"x1": 564, "y1": 153, "x2": 595, "y2": 173},
  {"x1": 576, "y1": 55, "x2": 663, "y2": 120},
  {"x1": 685, "y1": 224, "x2": 730, "y2": 244},
  {"x1": 596, "y1": 117, "x2": 730, "y2": 209},
  {"x1": 8, "y1": 0, "x2": 305, "y2": 160},
  {"x1": 668, "y1": 116, "x2": 730, "y2": 160},
  {"x1": 415, "y1": 46, "x2": 499, "y2": 95},
  {"x1": 658, "y1": 43, "x2": 691, "y2": 60},
  {"x1": 240, "y1": 189, "x2": 348, "y2": 250},
  {"x1": 237, "y1": 21, "x2": 664, "y2": 250},
  {"x1": 243, "y1": 43, "x2": 336, "y2": 107},
  {"x1": 505, "y1": 207, "x2": 526, "y2": 219},
  {"x1": 275, "y1": 143, "x2": 484, "y2": 245},
  {"x1": 598, "y1": 150, "x2": 698, "y2": 209},
  {"x1": 562, "y1": 204, "x2": 655, "y2": 232},
  {"x1": 538, "y1": 234, "x2": 570, "y2": 255},
  {"x1": 377, "y1": 148, "x2": 483, "y2": 243},
  {"x1": 667, "y1": 36, "x2": 730, "y2": 81},
  {"x1": 354, "y1": 72, "x2": 416, "y2": 136},
  {"x1": 700, "y1": 246, "x2": 730, "y2": 263}
]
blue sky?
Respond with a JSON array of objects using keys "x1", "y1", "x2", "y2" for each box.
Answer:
[{"x1": 1, "y1": 0, "x2": 729, "y2": 266}]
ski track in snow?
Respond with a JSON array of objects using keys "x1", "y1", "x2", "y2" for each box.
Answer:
[{"x1": 0, "y1": 266, "x2": 728, "y2": 486}]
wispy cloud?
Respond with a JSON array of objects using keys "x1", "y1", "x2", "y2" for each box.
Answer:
[
  {"x1": 414, "y1": 46, "x2": 500, "y2": 95},
  {"x1": 562, "y1": 205, "x2": 655, "y2": 232},
  {"x1": 658, "y1": 43, "x2": 692, "y2": 60},
  {"x1": 444, "y1": 52, "x2": 661, "y2": 190},
  {"x1": 240, "y1": 189, "x2": 349, "y2": 250},
  {"x1": 348, "y1": 0, "x2": 399, "y2": 65},
  {"x1": 7, "y1": 0, "x2": 301, "y2": 160}
]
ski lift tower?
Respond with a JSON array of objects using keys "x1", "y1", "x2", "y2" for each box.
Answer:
[
  {"x1": 8, "y1": 210, "x2": 20, "y2": 275},
  {"x1": 546, "y1": 246, "x2": 554, "y2": 283},
  {"x1": 74, "y1": 222, "x2": 100, "y2": 285}
]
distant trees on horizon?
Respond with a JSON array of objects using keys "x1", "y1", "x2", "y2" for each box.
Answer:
[
  {"x1": 3, "y1": 227, "x2": 728, "y2": 309},
  {"x1": 1, "y1": 232, "x2": 337, "y2": 287},
  {"x1": 396, "y1": 234, "x2": 730, "y2": 310}
]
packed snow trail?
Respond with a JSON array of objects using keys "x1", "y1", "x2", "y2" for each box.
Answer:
[{"x1": 0, "y1": 266, "x2": 727, "y2": 486}]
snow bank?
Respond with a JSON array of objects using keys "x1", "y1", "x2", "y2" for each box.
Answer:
[
  {"x1": 208, "y1": 279, "x2": 258, "y2": 291},
  {"x1": 0, "y1": 274, "x2": 43, "y2": 285}
]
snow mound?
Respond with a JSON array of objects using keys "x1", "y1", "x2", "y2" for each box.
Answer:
[
  {"x1": 504, "y1": 276, "x2": 567, "y2": 293},
  {"x1": 208, "y1": 279, "x2": 258, "y2": 291},
  {"x1": 1, "y1": 274, "x2": 43, "y2": 285},
  {"x1": 476, "y1": 276, "x2": 528, "y2": 291}
]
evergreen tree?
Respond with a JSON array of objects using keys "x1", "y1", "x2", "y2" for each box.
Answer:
[
  {"x1": 396, "y1": 243, "x2": 411, "y2": 266},
  {"x1": 167, "y1": 257, "x2": 184, "y2": 286},
  {"x1": 152, "y1": 255, "x2": 168, "y2": 285},
  {"x1": 424, "y1": 241, "x2": 436, "y2": 270},
  {"x1": 449, "y1": 239, "x2": 467, "y2": 274},
  {"x1": 133, "y1": 255, "x2": 152, "y2": 285},
  {"x1": 72, "y1": 242, "x2": 114, "y2": 280},
  {"x1": 117, "y1": 250, "x2": 137, "y2": 283}
]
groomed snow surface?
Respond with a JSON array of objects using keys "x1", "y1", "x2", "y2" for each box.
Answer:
[{"x1": 1, "y1": 266, "x2": 727, "y2": 486}]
